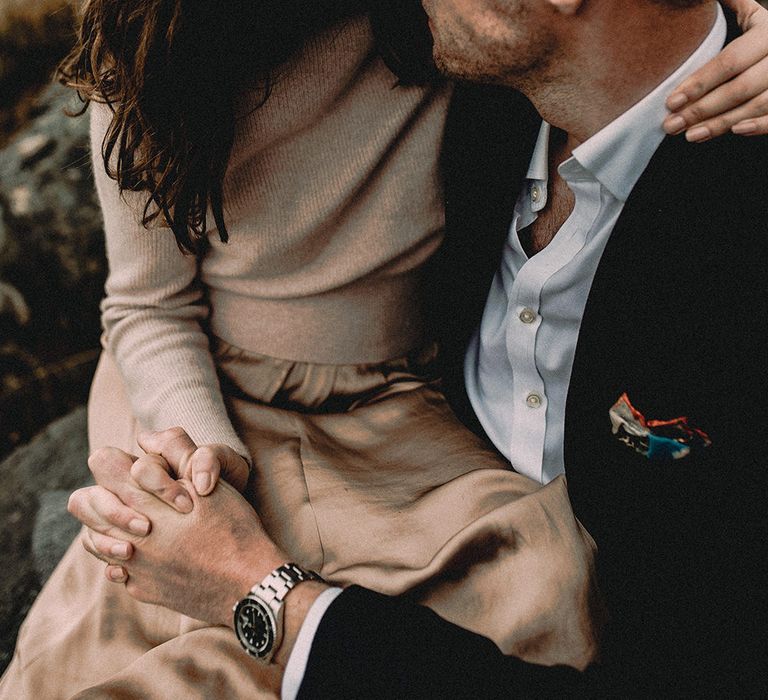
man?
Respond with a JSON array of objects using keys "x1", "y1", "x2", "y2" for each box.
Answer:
[{"x1": 65, "y1": 0, "x2": 767, "y2": 696}]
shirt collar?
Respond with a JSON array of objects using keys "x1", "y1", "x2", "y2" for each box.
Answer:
[
  {"x1": 526, "y1": 121, "x2": 551, "y2": 182},
  {"x1": 527, "y1": 3, "x2": 726, "y2": 203}
]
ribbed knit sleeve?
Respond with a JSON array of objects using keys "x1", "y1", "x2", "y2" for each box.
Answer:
[{"x1": 92, "y1": 104, "x2": 250, "y2": 460}]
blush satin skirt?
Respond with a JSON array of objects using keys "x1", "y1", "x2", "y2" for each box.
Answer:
[{"x1": 1, "y1": 343, "x2": 600, "y2": 699}]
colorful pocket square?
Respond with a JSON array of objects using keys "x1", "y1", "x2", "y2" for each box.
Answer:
[{"x1": 609, "y1": 392, "x2": 711, "y2": 461}]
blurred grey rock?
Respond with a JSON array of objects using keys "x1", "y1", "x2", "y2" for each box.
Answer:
[
  {"x1": 13, "y1": 405, "x2": 90, "y2": 490},
  {"x1": 0, "y1": 406, "x2": 91, "y2": 672},
  {"x1": 32, "y1": 490, "x2": 82, "y2": 582},
  {"x1": 0, "y1": 81, "x2": 106, "y2": 350},
  {"x1": 0, "y1": 82, "x2": 106, "y2": 457},
  {"x1": 7, "y1": 184, "x2": 32, "y2": 217},
  {"x1": 16, "y1": 132, "x2": 55, "y2": 168}
]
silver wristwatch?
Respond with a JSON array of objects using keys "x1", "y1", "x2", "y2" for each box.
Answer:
[{"x1": 233, "y1": 563, "x2": 323, "y2": 663}]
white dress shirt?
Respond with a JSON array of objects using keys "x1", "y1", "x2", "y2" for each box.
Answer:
[
  {"x1": 283, "y1": 6, "x2": 726, "y2": 696},
  {"x1": 464, "y1": 5, "x2": 725, "y2": 485}
]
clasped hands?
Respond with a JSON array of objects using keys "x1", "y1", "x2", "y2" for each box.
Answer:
[{"x1": 67, "y1": 427, "x2": 286, "y2": 627}]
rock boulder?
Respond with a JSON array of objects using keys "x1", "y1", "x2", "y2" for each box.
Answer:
[{"x1": 0, "y1": 82, "x2": 105, "y2": 456}]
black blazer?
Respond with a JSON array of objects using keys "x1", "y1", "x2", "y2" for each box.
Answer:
[{"x1": 299, "y1": 22, "x2": 767, "y2": 700}]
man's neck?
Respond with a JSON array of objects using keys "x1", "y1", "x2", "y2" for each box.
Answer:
[{"x1": 526, "y1": 3, "x2": 718, "y2": 152}]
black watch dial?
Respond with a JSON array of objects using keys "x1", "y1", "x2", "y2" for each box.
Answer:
[{"x1": 234, "y1": 597, "x2": 277, "y2": 659}]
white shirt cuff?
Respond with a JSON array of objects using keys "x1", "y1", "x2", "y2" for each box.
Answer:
[{"x1": 281, "y1": 587, "x2": 344, "y2": 700}]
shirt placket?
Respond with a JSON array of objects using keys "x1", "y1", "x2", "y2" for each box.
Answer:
[
  {"x1": 504, "y1": 183, "x2": 549, "y2": 480},
  {"x1": 505, "y1": 272, "x2": 547, "y2": 479},
  {"x1": 505, "y1": 172, "x2": 600, "y2": 481}
]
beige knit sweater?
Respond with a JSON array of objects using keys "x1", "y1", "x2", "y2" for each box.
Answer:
[{"x1": 93, "y1": 15, "x2": 451, "y2": 457}]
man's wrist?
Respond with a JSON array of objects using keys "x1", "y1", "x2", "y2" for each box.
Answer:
[
  {"x1": 225, "y1": 549, "x2": 328, "y2": 668},
  {"x1": 273, "y1": 580, "x2": 328, "y2": 668},
  {"x1": 218, "y1": 547, "x2": 287, "y2": 627}
]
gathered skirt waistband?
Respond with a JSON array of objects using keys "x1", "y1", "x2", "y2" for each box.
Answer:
[{"x1": 211, "y1": 335, "x2": 440, "y2": 413}]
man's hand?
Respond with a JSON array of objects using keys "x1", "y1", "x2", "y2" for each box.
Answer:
[
  {"x1": 665, "y1": 0, "x2": 768, "y2": 140},
  {"x1": 69, "y1": 443, "x2": 294, "y2": 621},
  {"x1": 70, "y1": 472, "x2": 328, "y2": 669},
  {"x1": 93, "y1": 477, "x2": 287, "y2": 625},
  {"x1": 69, "y1": 443, "x2": 287, "y2": 624}
]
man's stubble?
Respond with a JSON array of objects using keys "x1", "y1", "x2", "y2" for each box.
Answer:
[{"x1": 429, "y1": 1, "x2": 560, "y2": 91}]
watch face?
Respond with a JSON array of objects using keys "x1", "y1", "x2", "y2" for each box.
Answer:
[{"x1": 234, "y1": 597, "x2": 276, "y2": 659}]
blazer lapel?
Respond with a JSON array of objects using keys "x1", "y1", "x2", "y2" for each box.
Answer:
[{"x1": 562, "y1": 128, "x2": 747, "y2": 534}]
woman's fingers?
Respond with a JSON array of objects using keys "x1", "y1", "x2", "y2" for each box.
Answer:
[
  {"x1": 664, "y1": 58, "x2": 768, "y2": 140},
  {"x1": 665, "y1": 0, "x2": 768, "y2": 138},
  {"x1": 81, "y1": 528, "x2": 134, "y2": 564},
  {"x1": 189, "y1": 445, "x2": 250, "y2": 495},
  {"x1": 105, "y1": 565, "x2": 128, "y2": 584},
  {"x1": 732, "y1": 114, "x2": 768, "y2": 135},
  {"x1": 668, "y1": 30, "x2": 758, "y2": 109},
  {"x1": 137, "y1": 427, "x2": 198, "y2": 478},
  {"x1": 68, "y1": 485, "x2": 150, "y2": 539},
  {"x1": 87, "y1": 446, "x2": 138, "y2": 490},
  {"x1": 130, "y1": 454, "x2": 193, "y2": 513},
  {"x1": 136, "y1": 426, "x2": 250, "y2": 496},
  {"x1": 691, "y1": 84, "x2": 768, "y2": 138},
  {"x1": 189, "y1": 446, "x2": 219, "y2": 495}
]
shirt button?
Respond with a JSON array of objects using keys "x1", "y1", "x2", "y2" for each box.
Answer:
[
  {"x1": 526, "y1": 393, "x2": 543, "y2": 409},
  {"x1": 519, "y1": 308, "x2": 537, "y2": 324},
  {"x1": 531, "y1": 184, "x2": 541, "y2": 203}
]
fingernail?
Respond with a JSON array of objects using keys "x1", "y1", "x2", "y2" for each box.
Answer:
[
  {"x1": 732, "y1": 120, "x2": 756, "y2": 135},
  {"x1": 111, "y1": 542, "x2": 130, "y2": 559},
  {"x1": 667, "y1": 93, "x2": 688, "y2": 111},
  {"x1": 664, "y1": 115, "x2": 687, "y2": 134},
  {"x1": 686, "y1": 126, "x2": 710, "y2": 143},
  {"x1": 128, "y1": 518, "x2": 150, "y2": 536},
  {"x1": 174, "y1": 493, "x2": 193, "y2": 513},
  {"x1": 193, "y1": 472, "x2": 211, "y2": 495},
  {"x1": 108, "y1": 566, "x2": 126, "y2": 582}
]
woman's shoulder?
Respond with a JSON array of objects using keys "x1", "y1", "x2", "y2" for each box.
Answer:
[{"x1": 229, "y1": 13, "x2": 448, "y2": 169}]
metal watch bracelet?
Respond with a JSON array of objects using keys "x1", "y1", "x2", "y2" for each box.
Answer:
[{"x1": 252, "y1": 563, "x2": 324, "y2": 604}]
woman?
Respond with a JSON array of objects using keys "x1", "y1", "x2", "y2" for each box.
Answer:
[{"x1": 3, "y1": 1, "x2": 768, "y2": 698}]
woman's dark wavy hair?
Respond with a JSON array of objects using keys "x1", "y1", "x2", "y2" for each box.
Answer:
[{"x1": 59, "y1": 0, "x2": 435, "y2": 254}]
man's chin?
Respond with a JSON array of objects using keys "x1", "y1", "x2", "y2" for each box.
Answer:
[
  {"x1": 433, "y1": 52, "x2": 474, "y2": 81},
  {"x1": 433, "y1": 52, "x2": 508, "y2": 86}
]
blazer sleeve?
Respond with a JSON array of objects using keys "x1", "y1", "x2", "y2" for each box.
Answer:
[{"x1": 297, "y1": 586, "x2": 586, "y2": 699}]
